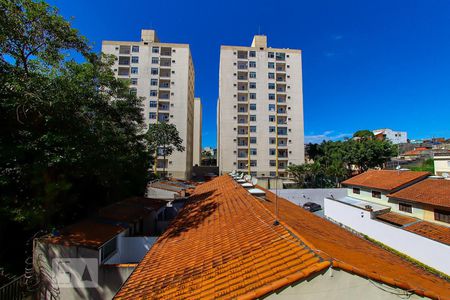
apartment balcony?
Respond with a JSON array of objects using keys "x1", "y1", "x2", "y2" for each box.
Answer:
[
  {"x1": 237, "y1": 62, "x2": 248, "y2": 70},
  {"x1": 237, "y1": 51, "x2": 248, "y2": 59},
  {"x1": 238, "y1": 118, "x2": 248, "y2": 124},
  {"x1": 159, "y1": 92, "x2": 170, "y2": 100},
  {"x1": 278, "y1": 150, "x2": 289, "y2": 158},
  {"x1": 276, "y1": 52, "x2": 286, "y2": 61},
  {"x1": 276, "y1": 84, "x2": 287, "y2": 93},
  {"x1": 276, "y1": 74, "x2": 286, "y2": 82},
  {"x1": 119, "y1": 45, "x2": 131, "y2": 54},
  {"x1": 160, "y1": 69, "x2": 171, "y2": 78},
  {"x1": 277, "y1": 116, "x2": 287, "y2": 124},
  {"x1": 277, "y1": 127, "x2": 288, "y2": 136},
  {"x1": 159, "y1": 80, "x2": 171, "y2": 89},
  {"x1": 277, "y1": 95, "x2": 287, "y2": 103},
  {"x1": 158, "y1": 105, "x2": 170, "y2": 111},
  {"x1": 237, "y1": 71, "x2": 248, "y2": 81},
  {"x1": 276, "y1": 63, "x2": 286, "y2": 72},
  {"x1": 158, "y1": 113, "x2": 169, "y2": 123},
  {"x1": 237, "y1": 151, "x2": 248, "y2": 158},
  {"x1": 277, "y1": 108, "x2": 287, "y2": 114},
  {"x1": 118, "y1": 67, "x2": 130, "y2": 76},
  {"x1": 237, "y1": 93, "x2": 248, "y2": 102},
  {"x1": 237, "y1": 83, "x2": 248, "y2": 91},
  {"x1": 160, "y1": 47, "x2": 172, "y2": 56},
  {"x1": 118, "y1": 56, "x2": 130, "y2": 65},
  {"x1": 160, "y1": 58, "x2": 171, "y2": 67}
]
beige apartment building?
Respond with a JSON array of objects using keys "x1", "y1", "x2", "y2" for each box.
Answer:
[
  {"x1": 193, "y1": 97, "x2": 202, "y2": 166},
  {"x1": 102, "y1": 30, "x2": 195, "y2": 179},
  {"x1": 217, "y1": 35, "x2": 304, "y2": 177}
]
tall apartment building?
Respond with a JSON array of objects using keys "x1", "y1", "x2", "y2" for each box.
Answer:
[
  {"x1": 102, "y1": 30, "x2": 195, "y2": 179},
  {"x1": 193, "y1": 97, "x2": 202, "y2": 166},
  {"x1": 217, "y1": 35, "x2": 304, "y2": 177}
]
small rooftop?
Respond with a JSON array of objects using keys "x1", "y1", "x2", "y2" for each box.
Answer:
[
  {"x1": 341, "y1": 170, "x2": 430, "y2": 192},
  {"x1": 387, "y1": 178, "x2": 450, "y2": 209},
  {"x1": 404, "y1": 221, "x2": 450, "y2": 245},
  {"x1": 99, "y1": 197, "x2": 167, "y2": 223},
  {"x1": 331, "y1": 196, "x2": 390, "y2": 212}
]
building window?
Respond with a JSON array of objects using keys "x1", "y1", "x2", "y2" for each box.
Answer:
[
  {"x1": 250, "y1": 126, "x2": 256, "y2": 133},
  {"x1": 149, "y1": 112, "x2": 156, "y2": 119},
  {"x1": 269, "y1": 115, "x2": 275, "y2": 122},
  {"x1": 399, "y1": 203, "x2": 412, "y2": 213},
  {"x1": 268, "y1": 104, "x2": 275, "y2": 111},
  {"x1": 131, "y1": 56, "x2": 139, "y2": 63},
  {"x1": 131, "y1": 46, "x2": 139, "y2": 53},
  {"x1": 434, "y1": 209, "x2": 450, "y2": 223},
  {"x1": 268, "y1": 62, "x2": 275, "y2": 69},
  {"x1": 149, "y1": 101, "x2": 157, "y2": 108},
  {"x1": 250, "y1": 148, "x2": 257, "y2": 155},
  {"x1": 130, "y1": 78, "x2": 138, "y2": 85},
  {"x1": 250, "y1": 115, "x2": 256, "y2": 122},
  {"x1": 150, "y1": 79, "x2": 158, "y2": 86},
  {"x1": 152, "y1": 57, "x2": 159, "y2": 64},
  {"x1": 250, "y1": 137, "x2": 257, "y2": 144},
  {"x1": 269, "y1": 137, "x2": 276, "y2": 144},
  {"x1": 372, "y1": 191, "x2": 381, "y2": 199},
  {"x1": 268, "y1": 83, "x2": 275, "y2": 90},
  {"x1": 249, "y1": 93, "x2": 256, "y2": 99},
  {"x1": 268, "y1": 93, "x2": 275, "y2": 100},
  {"x1": 249, "y1": 104, "x2": 256, "y2": 110},
  {"x1": 276, "y1": 52, "x2": 286, "y2": 60},
  {"x1": 151, "y1": 68, "x2": 159, "y2": 75},
  {"x1": 269, "y1": 149, "x2": 276, "y2": 155},
  {"x1": 129, "y1": 88, "x2": 137, "y2": 95},
  {"x1": 250, "y1": 160, "x2": 257, "y2": 167},
  {"x1": 249, "y1": 51, "x2": 256, "y2": 57},
  {"x1": 130, "y1": 67, "x2": 138, "y2": 74},
  {"x1": 249, "y1": 71, "x2": 256, "y2": 78},
  {"x1": 150, "y1": 90, "x2": 158, "y2": 97},
  {"x1": 268, "y1": 73, "x2": 275, "y2": 79},
  {"x1": 268, "y1": 52, "x2": 274, "y2": 58},
  {"x1": 353, "y1": 187, "x2": 360, "y2": 194},
  {"x1": 249, "y1": 82, "x2": 256, "y2": 89},
  {"x1": 152, "y1": 47, "x2": 159, "y2": 53},
  {"x1": 249, "y1": 61, "x2": 256, "y2": 68},
  {"x1": 101, "y1": 237, "x2": 117, "y2": 262},
  {"x1": 269, "y1": 126, "x2": 276, "y2": 133}
]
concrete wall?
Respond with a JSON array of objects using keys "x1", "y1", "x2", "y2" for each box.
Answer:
[
  {"x1": 193, "y1": 97, "x2": 202, "y2": 166},
  {"x1": 324, "y1": 198, "x2": 450, "y2": 275},
  {"x1": 105, "y1": 236, "x2": 157, "y2": 264},
  {"x1": 434, "y1": 156, "x2": 450, "y2": 175},
  {"x1": 265, "y1": 267, "x2": 427, "y2": 300},
  {"x1": 272, "y1": 188, "x2": 346, "y2": 208}
]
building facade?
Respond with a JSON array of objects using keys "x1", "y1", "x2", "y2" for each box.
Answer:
[
  {"x1": 373, "y1": 128, "x2": 408, "y2": 144},
  {"x1": 217, "y1": 35, "x2": 304, "y2": 177},
  {"x1": 102, "y1": 30, "x2": 195, "y2": 179},
  {"x1": 434, "y1": 153, "x2": 450, "y2": 176},
  {"x1": 193, "y1": 98, "x2": 202, "y2": 166}
]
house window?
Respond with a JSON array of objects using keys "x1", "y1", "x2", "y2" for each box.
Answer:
[
  {"x1": 151, "y1": 68, "x2": 159, "y2": 75},
  {"x1": 130, "y1": 78, "x2": 138, "y2": 85},
  {"x1": 249, "y1": 51, "x2": 256, "y2": 57},
  {"x1": 250, "y1": 148, "x2": 257, "y2": 155},
  {"x1": 269, "y1": 126, "x2": 276, "y2": 133},
  {"x1": 249, "y1": 61, "x2": 256, "y2": 68},
  {"x1": 399, "y1": 203, "x2": 412, "y2": 213},
  {"x1": 269, "y1": 137, "x2": 276, "y2": 144},
  {"x1": 372, "y1": 191, "x2": 381, "y2": 199},
  {"x1": 101, "y1": 237, "x2": 117, "y2": 262},
  {"x1": 268, "y1": 73, "x2": 275, "y2": 79},
  {"x1": 131, "y1": 46, "x2": 139, "y2": 53},
  {"x1": 149, "y1": 112, "x2": 156, "y2": 119},
  {"x1": 250, "y1": 137, "x2": 257, "y2": 144},
  {"x1": 131, "y1": 56, "x2": 139, "y2": 63},
  {"x1": 249, "y1": 82, "x2": 256, "y2": 89},
  {"x1": 150, "y1": 90, "x2": 158, "y2": 97},
  {"x1": 353, "y1": 187, "x2": 360, "y2": 194},
  {"x1": 249, "y1": 93, "x2": 256, "y2": 99},
  {"x1": 152, "y1": 47, "x2": 159, "y2": 53},
  {"x1": 250, "y1": 126, "x2": 256, "y2": 133},
  {"x1": 434, "y1": 209, "x2": 450, "y2": 223},
  {"x1": 129, "y1": 88, "x2": 137, "y2": 95},
  {"x1": 131, "y1": 67, "x2": 138, "y2": 74},
  {"x1": 250, "y1": 115, "x2": 256, "y2": 122},
  {"x1": 269, "y1": 115, "x2": 275, "y2": 122},
  {"x1": 268, "y1": 52, "x2": 274, "y2": 58},
  {"x1": 268, "y1": 104, "x2": 276, "y2": 111},
  {"x1": 268, "y1": 83, "x2": 275, "y2": 90},
  {"x1": 268, "y1": 62, "x2": 275, "y2": 69},
  {"x1": 152, "y1": 57, "x2": 159, "y2": 64},
  {"x1": 149, "y1": 101, "x2": 157, "y2": 108},
  {"x1": 269, "y1": 93, "x2": 275, "y2": 100},
  {"x1": 249, "y1": 104, "x2": 256, "y2": 110},
  {"x1": 269, "y1": 149, "x2": 276, "y2": 155},
  {"x1": 249, "y1": 72, "x2": 256, "y2": 78},
  {"x1": 150, "y1": 79, "x2": 158, "y2": 86}
]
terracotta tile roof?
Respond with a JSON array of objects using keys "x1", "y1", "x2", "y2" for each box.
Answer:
[
  {"x1": 387, "y1": 178, "x2": 450, "y2": 209},
  {"x1": 43, "y1": 219, "x2": 125, "y2": 249},
  {"x1": 341, "y1": 170, "x2": 430, "y2": 191},
  {"x1": 259, "y1": 186, "x2": 450, "y2": 299},
  {"x1": 115, "y1": 176, "x2": 330, "y2": 299},
  {"x1": 115, "y1": 176, "x2": 450, "y2": 300},
  {"x1": 404, "y1": 222, "x2": 450, "y2": 245},
  {"x1": 376, "y1": 212, "x2": 418, "y2": 226}
]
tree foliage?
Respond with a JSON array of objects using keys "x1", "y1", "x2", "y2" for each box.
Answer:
[
  {"x1": 291, "y1": 135, "x2": 397, "y2": 188},
  {"x1": 0, "y1": 0, "x2": 153, "y2": 272}
]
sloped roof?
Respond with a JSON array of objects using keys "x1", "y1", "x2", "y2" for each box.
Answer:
[
  {"x1": 376, "y1": 211, "x2": 418, "y2": 226},
  {"x1": 341, "y1": 170, "x2": 430, "y2": 191},
  {"x1": 115, "y1": 176, "x2": 450, "y2": 300},
  {"x1": 404, "y1": 221, "x2": 450, "y2": 245},
  {"x1": 115, "y1": 176, "x2": 329, "y2": 299},
  {"x1": 43, "y1": 219, "x2": 126, "y2": 249},
  {"x1": 387, "y1": 178, "x2": 450, "y2": 209}
]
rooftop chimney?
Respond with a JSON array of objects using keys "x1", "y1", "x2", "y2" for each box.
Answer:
[
  {"x1": 141, "y1": 29, "x2": 159, "y2": 43},
  {"x1": 251, "y1": 35, "x2": 267, "y2": 48}
]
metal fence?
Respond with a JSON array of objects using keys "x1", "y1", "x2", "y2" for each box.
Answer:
[{"x1": 0, "y1": 274, "x2": 26, "y2": 300}]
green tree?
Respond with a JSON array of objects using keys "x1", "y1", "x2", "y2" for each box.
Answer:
[
  {"x1": 353, "y1": 129, "x2": 375, "y2": 140},
  {"x1": 146, "y1": 122, "x2": 184, "y2": 178},
  {"x1": 0, "y1": 0, "x2": 153, "y2": 273}
]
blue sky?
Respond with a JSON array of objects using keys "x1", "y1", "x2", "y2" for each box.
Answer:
[{"x1": 50, "y1": 0, "x2": 450, "y2": 147}]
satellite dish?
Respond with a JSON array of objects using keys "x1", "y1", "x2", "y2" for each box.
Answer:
[
  {"x1": 251, "y1": 177, "x2": 258, "y2": 185},
  {"x1": 395, "y1": 165, "x2": 401, "y2": 170}
]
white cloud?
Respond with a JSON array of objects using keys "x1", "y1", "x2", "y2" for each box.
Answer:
[{"x1": 305, "y1": 131, "x2": 351, "y2": 144}]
